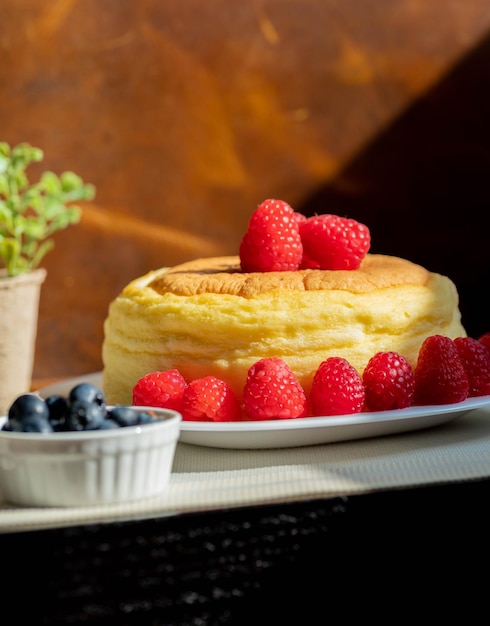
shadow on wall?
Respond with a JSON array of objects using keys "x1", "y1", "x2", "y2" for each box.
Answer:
[{"x1": 298, "y1": 31, "x2": 490, "y2": 340}]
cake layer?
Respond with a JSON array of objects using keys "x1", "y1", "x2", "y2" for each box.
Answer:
[{"x1": 102, "y1": 254, "x2": 466, "y2": 405}]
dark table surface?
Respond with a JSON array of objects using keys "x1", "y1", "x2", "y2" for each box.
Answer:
[{"x1": 2, "y1": 477, "x2": 489, "y2": 625}]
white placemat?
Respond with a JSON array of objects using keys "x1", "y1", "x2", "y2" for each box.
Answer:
[{"x1": 1, "y1": 406, "x2": 490, "y2": 533}]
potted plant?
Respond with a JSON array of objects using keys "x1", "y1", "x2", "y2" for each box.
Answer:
[{"x1": 0, "y1": 141, "x2": 95, "y2": 413}]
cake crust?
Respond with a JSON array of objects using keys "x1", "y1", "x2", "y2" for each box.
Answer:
[{"x1": 146, "y1": 254, "x2": 430, "y2": 297}]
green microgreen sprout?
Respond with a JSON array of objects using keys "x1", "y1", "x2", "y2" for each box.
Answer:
[{"x1": 0, "y1": 141, "x2": 95, "y2": 277}]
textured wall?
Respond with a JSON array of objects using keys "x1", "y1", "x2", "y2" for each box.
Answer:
[{"x1": 1, "y1": 0, "x2": 490, "y2": 382}]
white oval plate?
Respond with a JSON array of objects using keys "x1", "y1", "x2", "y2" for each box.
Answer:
[{"x1": 35, "y1": 372, "x2": 490, "y2": 449}]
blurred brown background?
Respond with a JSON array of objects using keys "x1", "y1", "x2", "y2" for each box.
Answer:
[{"x1": 1, "y1": 0, "x2": 490, "y2": 386}]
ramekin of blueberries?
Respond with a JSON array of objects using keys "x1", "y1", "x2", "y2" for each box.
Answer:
[
  {"x1": 0, "y1": 382, "x2": 182, "y2": 507},
  {"x1": 1, "y1": 382, "x2": 163, "y2": 433}
]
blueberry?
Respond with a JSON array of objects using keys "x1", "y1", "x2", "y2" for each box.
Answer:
[
  {"x1": 8, "y1": 394, "x2": 50, "y2": 422},
  {"x1": 4, "y1": 394, "x2": 52, "y2": 432},
  {"x1": 66, "y1": 400, "x2": 105, "y2": 431},
  {"x1": 45, "y1": 395, "x2": 69, "y2": 431},
  {"x1": 8, "y1": 415, "x2": 54, "y2": 433},
  {"x1": 69, "y1": 383, "x2": 106, "y2": 408},
  {"x1": 107, "y1": 406, "x2": 138, "y2": 427},
  {"x1": 6, "y1": 418, "x2": 23, "y2": 432},
  {"x1": 136, "y1": 411, "x2": 159, "y2": 425},
  {"x1": 98, "y1": 418, "x2": 120, "y2": 430}
]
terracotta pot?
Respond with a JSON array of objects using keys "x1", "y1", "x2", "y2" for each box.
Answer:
[{"x1": 0, "y1": 268, "x2": 46, "y2": 415}]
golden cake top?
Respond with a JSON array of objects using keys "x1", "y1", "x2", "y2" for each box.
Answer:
[{"x1": 146, "y1": 254, "x2": 430, "y2": 297}]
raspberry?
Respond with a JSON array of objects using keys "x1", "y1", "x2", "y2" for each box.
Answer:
[
  {"x1": 299, "y1": 252, "x2": 321, "y2": 269},
  {"x1": 292, "y1": 211, "x2": 307, "y2": 226},
  {"x1": 478, "y1": 332, "x2": 490, "y2": 353},
  {"x1": 132, "y1": 369, "x2": 187, "y2": 411},
  {"x1": 180, "y1": 376, "x2": 241, "y2": 422},
  {"x1": 454, "y1": 336, "x2": 490, "y2": 397},
  {"x1": 239, "y1": 199, "x2": 303, "y2": 272},
  {"x1": 362, "y1": 351, "x2": 415, "y2": 411},
  {"x1": 299, "y1": 214, "x2": 370, "y2": 270},
  {"x1": 309, "y1": 357, "x2": 365, "y2": 416},
  {"x1": 413, "y1": 335, "x2": 469, "y2": 405},
  {"x1": 243, "y1": 357, "x2": 307, "y2": 420}
]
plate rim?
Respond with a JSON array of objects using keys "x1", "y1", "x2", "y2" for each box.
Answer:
[{"x1": 179, "y1": 394, "x2": 490, "y2": 433}]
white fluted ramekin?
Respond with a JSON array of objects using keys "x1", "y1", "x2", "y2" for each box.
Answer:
[{"x1": 0, "y1": 407, "x2": 181, "y2": 507}]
